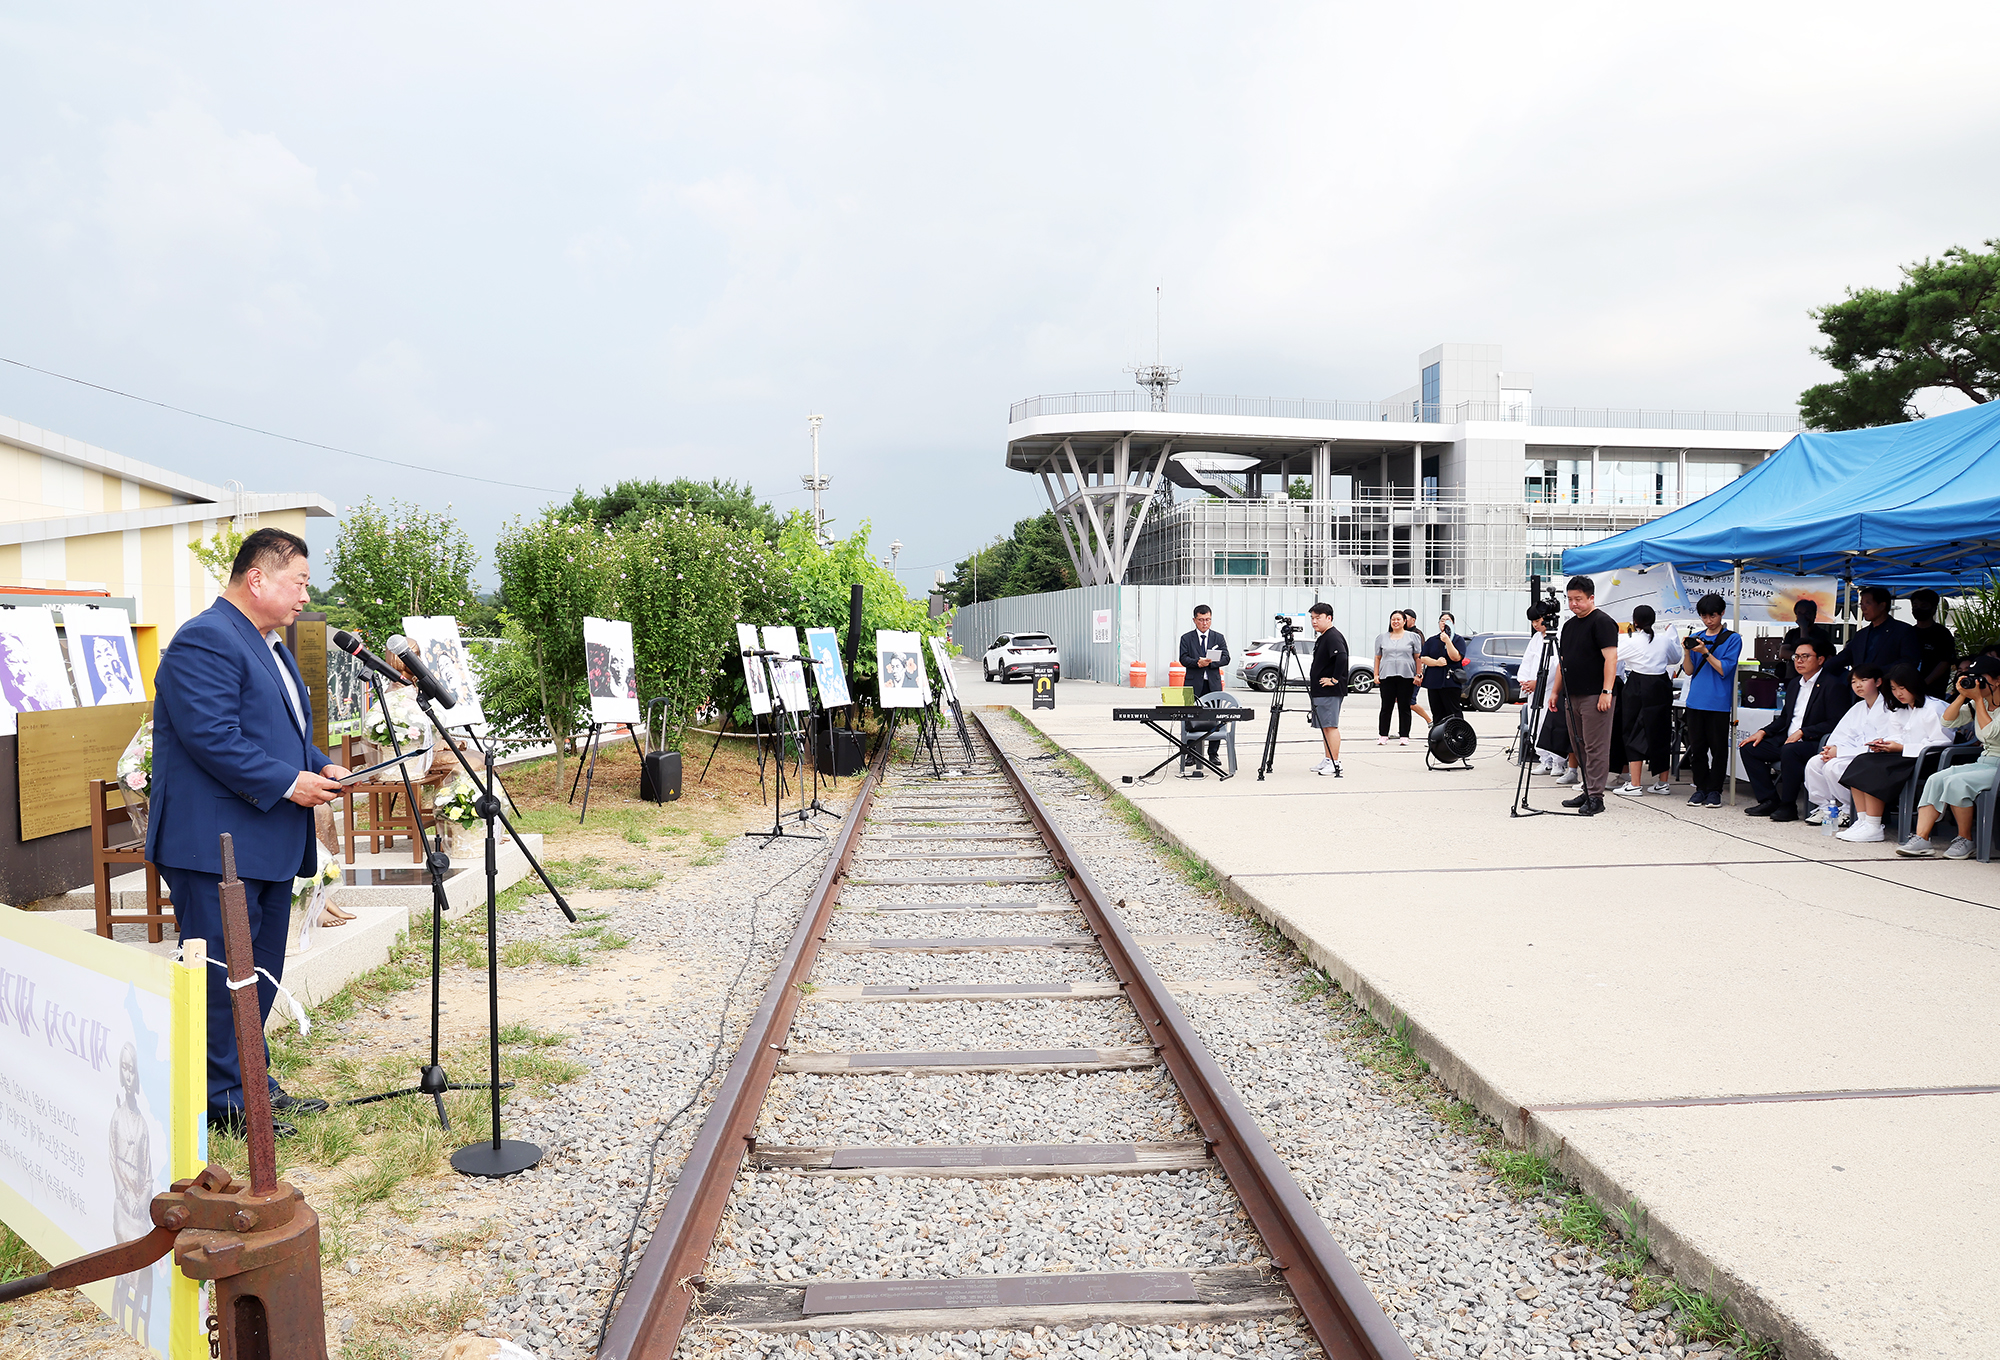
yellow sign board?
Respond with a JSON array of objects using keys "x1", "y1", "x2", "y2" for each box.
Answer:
[
  {"x1": 17, "y1": 702, "x2": 150, "y2": 841},
  {"x1": 0, "y1": 906, "x2": 205, "y2": 1358}
]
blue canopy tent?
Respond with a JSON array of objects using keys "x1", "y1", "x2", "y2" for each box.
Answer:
[{"x1": 1562, "y1": 400, "x2": 2000, "y2": 587}]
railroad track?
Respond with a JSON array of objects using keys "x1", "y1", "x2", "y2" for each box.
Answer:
[{"x1": 600, "y1": 711, "x2": 1411, "y2": 1360}]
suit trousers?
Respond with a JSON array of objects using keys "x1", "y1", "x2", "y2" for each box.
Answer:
[
  {"x1": 1565, "y1": 695, "x2": 1616, "y2": 798},
  {"x1": 1742, "y1": 736, "x2": 1814, "y2": 809},
  {"x1": 159, "y1": 866, "x2": 292, "y2": 1119}
]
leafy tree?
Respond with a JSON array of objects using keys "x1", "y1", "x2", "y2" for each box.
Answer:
[
  {"x1": 769, "y1": 514, "x2": 942, "y2": 714},
  {"x1": 1287, "y1": 477, "x2": 1312, "y2": 500},
  {"x1": 613, "y1": 510, "x2": 751, "y2": 751},
  {"x1": 946, "y1": 512, "x2": 1076, "y2": 606},
  {"x1": 493, "y1": 514, "x2": 614, "y2": 782},
  {"x1": 1801, "y1": 239, "x2": 2000, "y2": 429},
  {"x1": 327, "y1": 498, "x2": 481, "y2": 645},
  {"x1": 561, "y1": 477, "x2": 781, "y2": 542},
  {"x1": 189, "y1": 524, "x2": 245, "y2": 587}
]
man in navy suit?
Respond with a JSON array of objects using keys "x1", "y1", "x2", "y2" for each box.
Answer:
[
  {"x1": 1176, "y1": 606, "x2": 1231, "y2": 774},
  {"x1": 1738, "y1": 634, "x2": 1852, "y2": 822},
  {"x1": 146, "y1": 528, "x2": 349, "y2": 1137}
]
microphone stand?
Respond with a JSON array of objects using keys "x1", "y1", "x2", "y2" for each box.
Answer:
[{"x1": 344, "y1": 671, "x2": 486, "y2": 1130}]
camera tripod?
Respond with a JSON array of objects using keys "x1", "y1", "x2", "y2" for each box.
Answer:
[
  {"x1": 1511, "y1": 584, "x2": 1585, "y2": 818},
  {"x1": 1257, "y1": 619, "x2": 1315, "y2": 780}
]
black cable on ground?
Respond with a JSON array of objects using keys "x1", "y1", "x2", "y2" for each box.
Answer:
[{"x1": 592, "y1": 848, "x2": 824, "y2": 1351}]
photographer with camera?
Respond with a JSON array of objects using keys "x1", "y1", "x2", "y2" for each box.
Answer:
[
  {"x1": 1306, "y1": 603, "x2": 1348, "y2": 777},
  {"x1": 1417, "y1": 612, "x2": 1465, "y2": 723},
  {"x1": 1895, "y1": 654, "x2": 2000, "y2": 859}
]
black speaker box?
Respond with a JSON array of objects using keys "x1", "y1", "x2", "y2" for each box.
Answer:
[
  {"x1": 641, "y1": 750, "x2": 682, "y2": 803},
  {"x1": 815, "y1": 728, "x2": 866, "y2": 776}
]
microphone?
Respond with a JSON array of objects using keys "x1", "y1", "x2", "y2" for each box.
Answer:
[
  {"x1": 386, "y1": 635, "x2": 459, "y2": 709},
  {"x1": 741, "y1": 648, "x2": 780, "y2": 658},
  {"x1": 332, "y1": 630, "x2": 410, "y2": 688}
]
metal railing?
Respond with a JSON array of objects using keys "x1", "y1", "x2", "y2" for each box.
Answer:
[
  {"x1": 1126, "y1": 494, "x2": 1681, "y2": 590},
  {"x1": 1009, "y1": 391, "x2": 1802, "y2": 435}
]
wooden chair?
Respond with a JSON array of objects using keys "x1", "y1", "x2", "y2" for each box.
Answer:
[
  {"x1": 340, "y1": 737, "x2": 448, "y2": 863},
  {"x1": 89, "y1": 779, "x2": 175, "y2": 942}
]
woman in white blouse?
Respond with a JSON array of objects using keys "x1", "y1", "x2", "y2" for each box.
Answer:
[
  {"x1": 1803, "y1": 664, "x2": 1890, "y2": 822},
  {"x1": 1611, "y1": 606, "x2": 1682, "y2": 797},
  {"x1": 1836, "y1": 664, "x2": 1954, "y2": 843}
]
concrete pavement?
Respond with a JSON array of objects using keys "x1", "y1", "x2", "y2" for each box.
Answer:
[{"x1": 960, "y1": 661, "x2": 2000, "y2": 1360}]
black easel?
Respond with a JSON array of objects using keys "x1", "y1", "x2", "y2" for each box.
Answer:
[{"x1": 568, "y1": 720, "x2": 646, "y2": 822}]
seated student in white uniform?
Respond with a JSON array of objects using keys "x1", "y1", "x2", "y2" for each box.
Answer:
[
  {"x1": 1836, "y1": 663, "x2": 1961, "y2": 843},
  {"x1": 1803, "y1": 663, "x2": 1892, "y2": 823}
]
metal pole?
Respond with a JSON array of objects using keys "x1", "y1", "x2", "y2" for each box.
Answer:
[{"x1": 1728, "y1": 562, "x2": 1742, "y2": 807}]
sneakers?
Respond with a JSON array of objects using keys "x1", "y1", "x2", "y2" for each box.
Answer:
[
  {"x1": 1399, "y1": 737, "x2": 1410, "y2": 747},
  {"x1": 1556, "y1": 768, "x2": 1581, "y2": 786},
  {"x1": 1804, "y1": 805, "x2": 1825, "y2": 826},
  {"x1": 1561, "y1": 791, "x2": 1591, "y2": 808},
  {"x1": 1945, "y1": 837, "x2": 1974, "y2": 860},
  {"x1": 1645, "y1": 780, "x2": 1671, "y2": 795},
  {"x1": 1577, "y1": 795, "x2": 1604, "y2": 816},
  {"x1": 1895, "y1": 836, "x2": 1936, "y2": 857},
  {"x1": 1378, "y1": 736, "x2": 1389, "y2": 746},
  {"x1": 1311, "y1": 757, "x2": 1334, "y2": 774},
  {"x1": 1685, "y1": 790, "x2": 1707, "y2": 806},
  {"x1": 1836, "y1": 817, "x2": 1885, "y2": 843},
  {"x1": 1317, "y1": 760, "x2": 1342, "y2": 778},
  {"x1": 1613, "y1": 783, "x2": 1645, "y2": 798}
]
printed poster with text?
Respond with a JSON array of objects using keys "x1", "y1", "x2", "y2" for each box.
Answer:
[{"x1": 0, "y1": 907, "x2": 204, "y2": 1358}]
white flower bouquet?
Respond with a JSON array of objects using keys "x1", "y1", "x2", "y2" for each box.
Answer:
[{"x1": 116, "y1": 719, "x2": 155, "y2": 838}]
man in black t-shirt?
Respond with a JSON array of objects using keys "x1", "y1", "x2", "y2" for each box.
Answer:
[
  {"x1": 1545, "y1": 575, "x2": 1620, "y2": 814},
  {"x1": 1909, "y1": 590, "x2": 1957, "y2": 699},
  {"x1": 1307, "y1": 603, "x2": 1349, "y2": 777}
]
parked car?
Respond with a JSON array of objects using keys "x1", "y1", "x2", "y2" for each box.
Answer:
[
  {"x1": 1453, "y1": 632, "x2": 1529, "y2": 711},
  {"x1": 1237, "y1": 637, "x2": 1375, "y2": 693},
  {"x1": 982, "y1": 632, "x2": 1061, "y2": 682}
]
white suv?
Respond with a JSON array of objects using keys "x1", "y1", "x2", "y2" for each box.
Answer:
[{"x1": 983, "y1": 632, "x2": 1062, "y2": 683}]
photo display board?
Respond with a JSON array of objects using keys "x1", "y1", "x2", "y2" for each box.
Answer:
[
  {"x1": 0, "y1": 606, "x2": 76, "y2": 737},
  {"x1": 63, "y1": 607, "x2": 144, "y2": 708},
  {"x1": 876, "y1": 629, "x2": 931, "y2": 708},
  {"x1": 762, "y1": 625, "x2": 811, "y2": 714},
  {"x1": 736, "y1": 622, "x2": 771, "y2": 716},
  {"x1": 0, "y1": 906, "x2": 205, "y2": 1359},
  {"x1": 927, "y1": 635, "x2": 960, "y2": 705},
  {"x1": 804, "y1": 626, "x2": 850, "y2": 708},
  {"x1": 401, "y1": 615, "x2": 486, "y2": 726},
  {"x1": 582, "y1": 617, "x2": 640, "y2": 724},
  {"x1": 325, "y1": 645, "x2": 367, "y2": 739}
]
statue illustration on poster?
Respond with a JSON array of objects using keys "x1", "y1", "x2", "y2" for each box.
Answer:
[{"x1": 804, "y1": 626, "x2": 850, "y2": 708}]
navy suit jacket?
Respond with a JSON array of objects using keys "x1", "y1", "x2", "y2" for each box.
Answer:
[
  {"x1": 145, "y1": 599, "x2": 330, "y2": 882},
  {"x1": 1178, "y1": 628, "x2": 1230, "y2": 698}
]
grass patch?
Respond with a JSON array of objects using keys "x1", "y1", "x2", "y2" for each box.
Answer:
[
  {"x1": 0, "y1": 1223, "x2": 47, "y2": 1284},
  {"x1": 333, "y1": 1159, "x2": 409, "y2": 1209},
  {"x1": 1481, "y1": 1147, "x2": 1563, "y2": 1198},
  {"x1": 497, "y1": 1023, "x2": 567, "y2": 1047},
  {"x1": 499, "y1": 938, "x2": 587, "y2": 968},
  {"x1": 377, "y1": 1285, "x2": 485, "y2": 1336},
  {"x1": 425, "y1": 1220, "x2": 500, "y2": 1255},
  {"x1": 340, "y1": 1341, "x2": 416, "y2": 1360},
  {"x1": 544, "y1": 855, "x2": 661, "y2": 892}
]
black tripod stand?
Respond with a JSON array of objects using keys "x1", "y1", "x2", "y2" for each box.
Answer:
[
  {"x1": 745, "y1": 693, "x2": 821, "y2": 844},
  {"x1": 347, "y1": 680, "x2": 579, "y2": 1151},
  {"x1": 1511, "y1": 590, "x2": 1582, "y2": 818},
  {"x1": 1257, "y1": 622, "x2": 1310, "y2": 780}
]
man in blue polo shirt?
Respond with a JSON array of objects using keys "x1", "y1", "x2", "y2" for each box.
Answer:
[{"x1": 1680, "y1": 593, "x2": 1742, "y2": 807}]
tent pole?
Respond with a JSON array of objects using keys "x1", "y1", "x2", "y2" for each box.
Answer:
[{"x1": 1729, "y1": 562, "x2": 1742, "y2": 807}]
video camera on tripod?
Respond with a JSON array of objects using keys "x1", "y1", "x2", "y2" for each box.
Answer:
[{"x1": 1255, "y1": 611, "x2": 1314, "y2": 780}]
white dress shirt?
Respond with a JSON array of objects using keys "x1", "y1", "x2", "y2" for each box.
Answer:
[
  {"x1": 1617, "y1": 629, "x2": 1683, "y2": 677},
  {"x1": 265, "y1": 630, "x2": 311, "y2": 802},
  {"x1": 1786, "y1": 670, "x2": 1822, "y2": 738}
]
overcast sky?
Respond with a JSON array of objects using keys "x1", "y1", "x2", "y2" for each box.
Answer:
[{"x1": 2, "y1": 3, "x2": 1995, "y2": 597}]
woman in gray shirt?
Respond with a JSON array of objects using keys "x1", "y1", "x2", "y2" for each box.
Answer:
[{"x1": 1374, "y1": 614, "x2": 1421, "y2": 743}]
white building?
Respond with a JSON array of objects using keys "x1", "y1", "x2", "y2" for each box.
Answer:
[{"x1": 1005, "y1": 344, "x2": 1797, "y2": 592}]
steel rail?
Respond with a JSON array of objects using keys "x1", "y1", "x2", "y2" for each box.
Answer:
[
  {"x1": 598, "y1": 742, "x2": 889, "y2": 1360},
  {"x1": 970, "y1": 709, "x2": 1414, "y2": 1360}
]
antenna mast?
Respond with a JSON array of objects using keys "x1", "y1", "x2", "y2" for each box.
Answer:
[
  {"x1": 803, "y1": 414, "x2": 830, "y2": 542},
  {"x1": 1125, "y1": 285, "x2": 1181, "y2": 412}
]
